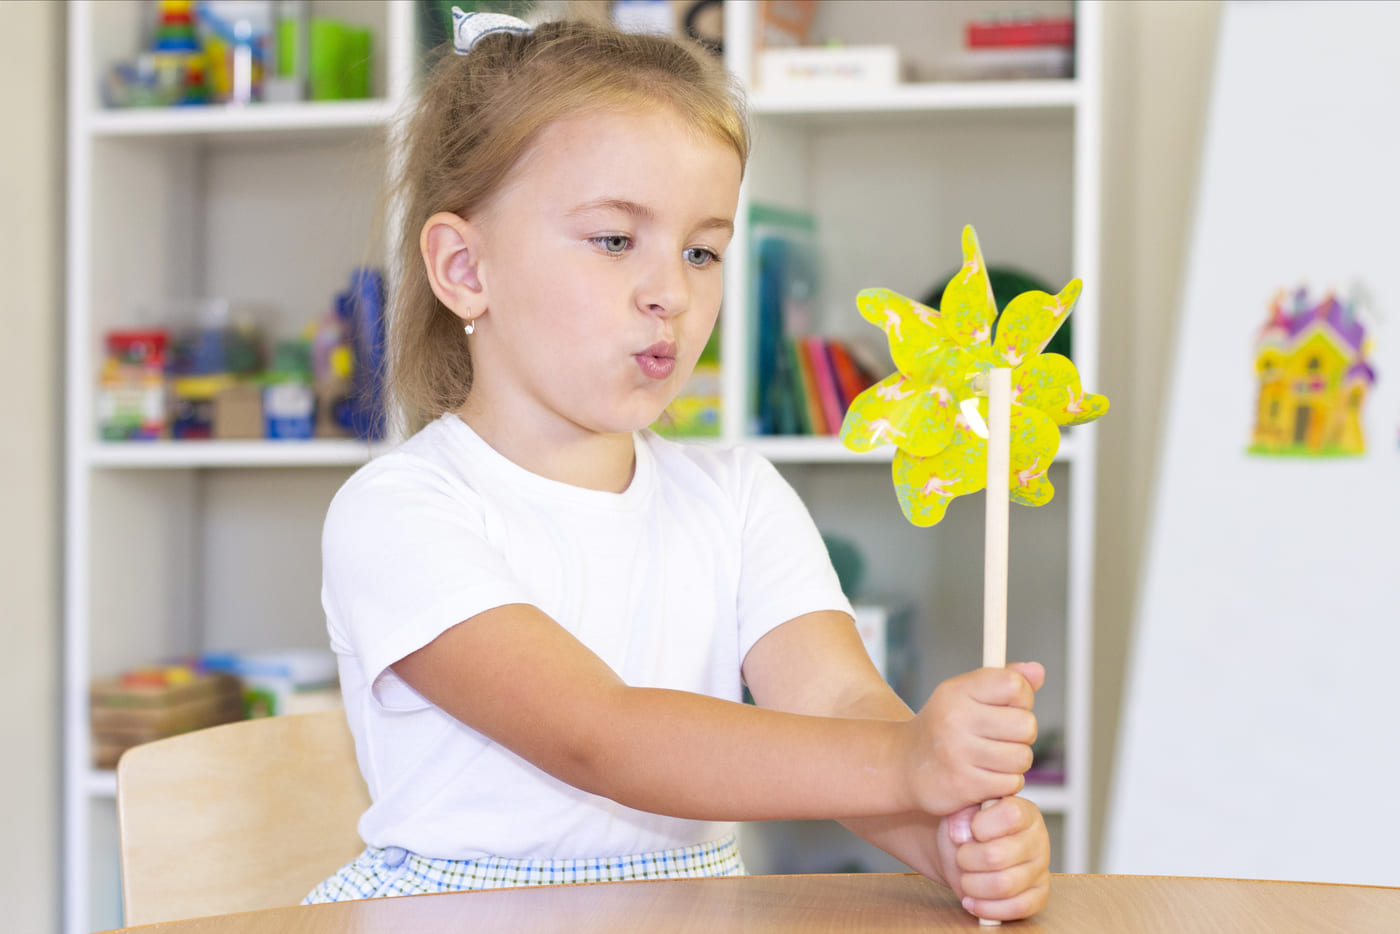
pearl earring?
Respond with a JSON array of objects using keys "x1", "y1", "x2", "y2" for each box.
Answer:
[{"x1": 463, "y1": 318, "x2": 476, "y2": 336}]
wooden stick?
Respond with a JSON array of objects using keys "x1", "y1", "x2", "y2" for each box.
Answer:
[
  {"x1": 979, "y1": 366, "x2": 1013, "y2": 927},
  {"x1": 983, "y1": 367, "x2": 1011, "y2": 670}
]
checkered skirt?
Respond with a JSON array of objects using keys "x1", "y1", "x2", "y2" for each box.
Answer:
[{"x1": 303, "y1": 833, "x2": 746, "y2": 903}]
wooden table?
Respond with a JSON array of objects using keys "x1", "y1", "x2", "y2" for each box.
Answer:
[{"x1": 109, "y1": 873, "x2": 1400, "y2": 933}]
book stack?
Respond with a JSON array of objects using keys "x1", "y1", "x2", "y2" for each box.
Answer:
[
  {"x1": 780, "y1": 335, "x2": 882, "y2": 436},
  {"x1": 749, "y1": 203, "x2": 891, "y2": 436}
]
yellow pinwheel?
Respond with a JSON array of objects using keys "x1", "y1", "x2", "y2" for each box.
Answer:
[{"x1": 840, "y1": 226, "x2": 1109, "y2": 527}]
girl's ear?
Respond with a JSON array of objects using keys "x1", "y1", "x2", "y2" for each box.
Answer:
[{"x1": 421, "y1": 211, "x2": 487, "y2": 324}]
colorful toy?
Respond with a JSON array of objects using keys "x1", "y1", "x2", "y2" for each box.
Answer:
[
  {"x1": 840, "y1": 226, "x2": 1108, "y2": 924},
  {"x1": 102, "y1": 1, "x2": 209, "y2": 108},
  {"x1": 840, "y1": 226, "x2": 1108, "y2": 527}
]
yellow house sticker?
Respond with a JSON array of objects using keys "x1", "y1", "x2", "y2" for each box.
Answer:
[{"x1": 1249, "y1": 287, "x2": 1376, "y2": 457}]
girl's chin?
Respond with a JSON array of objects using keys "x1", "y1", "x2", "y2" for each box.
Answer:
[
  {"x1": 580, "y1": 406, "x2": 673, "y2": 437},
  {"x1": 576, "y1": 380, "x2": 689, "y2": 436}
]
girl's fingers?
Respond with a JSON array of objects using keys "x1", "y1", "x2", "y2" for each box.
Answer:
[
  {"x1": 1006, "y1": 661, "x2": 1045, "y2": 692},
  {"x1": 957, "y1": 838, "x2": 1049, "y2": 893},
  {"x1": 954, "y1": 797, "x2": 1051, "y2": 920},
  {"x1": 956, "y1": 832, "x2": 1041, "y2": 875},
  {"x1": 945, "y1": 805, "x2": 977, "y2": 846},
  {"x1": 971, "y1": 795, "x2": 1040, "y2": 840},
  {"x1": 965, "y1": 667, "x2": 1038, "y2": 709},
  {"x1": 970, "y1": 737, "x2": 1036, "y2": 776},
  {"x1": 961, "y1": 879, "x2": 1051, "y2": 923},
  {"x1": 968, "y1": 705, "x2": 1038, "y2": 745}
]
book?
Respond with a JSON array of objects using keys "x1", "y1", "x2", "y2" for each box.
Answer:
[
  {"x1": 748, "y1": 204, "x2": 819, "y2": 435},
  {"x1": 804, "y1": 336, "x2": 845, "y2": 435},
  {"x1": 788, "y1": 339, "x2": 821, "y2": 435},
  {"x1": 827, "y1": 339, "x2": 876, "y2": 410},
  {"x1": 966, "y1": 18, "x2": 1074, "y2": 49}
]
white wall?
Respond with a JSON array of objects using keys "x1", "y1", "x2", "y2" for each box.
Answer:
[
  {"x1": 1093, "y1": 0, "x2": 1219, "y2": 869},
  {"x1": 1106, "y1": 0, "x2": 1400, "y2": 884},
  {"x1": 0, "y1": 1, "x2": 64, "y2": 931}
]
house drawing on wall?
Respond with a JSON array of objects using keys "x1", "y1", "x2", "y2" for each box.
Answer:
[{"x1": 1250, "y1": 287, "x2": 1376, "y2": 457}]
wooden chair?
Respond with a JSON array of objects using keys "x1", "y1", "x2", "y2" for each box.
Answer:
[{"x1": 115, "y1": 709, "x2": 372, "y2": 926}]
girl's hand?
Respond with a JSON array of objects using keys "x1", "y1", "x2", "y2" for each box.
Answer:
[
  {"x1": 936, "y1": 796, "x2": 1051, "y2": 922},
  {"x1": 902, "y1": 662, "x2": 1044, "y2": 816}
]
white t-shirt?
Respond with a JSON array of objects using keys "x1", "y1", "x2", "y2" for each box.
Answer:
[{"x1": 322, "y1": 414, "x2": 853, "y2": 860}]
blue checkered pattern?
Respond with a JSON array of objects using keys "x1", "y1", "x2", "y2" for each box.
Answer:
[{"x1": 303, "y1": 833, "x2": 745, "y2": 903}]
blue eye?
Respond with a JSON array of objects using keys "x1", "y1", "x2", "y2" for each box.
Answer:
[
  {"x1": 594, "y1": 235, "x2": 630, "y2": 254},
  {"x1": 685, "y1": 247, "x2": 720, "y2": 268}
]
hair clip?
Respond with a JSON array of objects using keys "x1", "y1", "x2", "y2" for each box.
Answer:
[{"x1": 452, "y1": 7, "x2": 532, "y2": 55}]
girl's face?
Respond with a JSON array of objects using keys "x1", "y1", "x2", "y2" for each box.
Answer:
[{"x1": 466, "y1": 105, "x2": 742, "y2": 442}]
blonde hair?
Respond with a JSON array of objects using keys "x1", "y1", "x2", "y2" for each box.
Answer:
[{"x1": 386, "y1": 17, "x2": 750, "y2": 435}]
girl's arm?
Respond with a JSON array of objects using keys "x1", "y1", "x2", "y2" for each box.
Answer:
[
  {"x1": 391, "y1": 603, "x2": 1030, "y2": 822},
  {"x1": 741, "y1": 610, "x2": 1050, "y2": 921}
]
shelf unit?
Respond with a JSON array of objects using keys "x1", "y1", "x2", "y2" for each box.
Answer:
[
  {"x1": 721, "y1": 0, "x2": 1100, "y2": 879},
  {"x1": 63, "y1": 3, "x2": 415, "y2": 931},
  {"x1": 62, "y1": 2, "x2": 1101, "y2": 930}
]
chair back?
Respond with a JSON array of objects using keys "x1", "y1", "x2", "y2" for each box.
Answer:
[{"x1": 116, "y1": 709, "x2": 371, "y2": 925}]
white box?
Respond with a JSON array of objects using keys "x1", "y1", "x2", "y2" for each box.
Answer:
[{"x1": 758, "y1": 45, "x2": 900, "y2": 93}]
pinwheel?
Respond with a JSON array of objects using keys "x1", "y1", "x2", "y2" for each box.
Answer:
[
  {"x1": 840, "y1": 226, "x2": 1108, "y2": 528},
  {"x1": 840, "y1": 227, "x2": 1108, "y2": 924}
]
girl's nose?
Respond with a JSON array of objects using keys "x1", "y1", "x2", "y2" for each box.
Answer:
[{"x1": 637, "y1": 257, "x2": 689, "y2": 318}]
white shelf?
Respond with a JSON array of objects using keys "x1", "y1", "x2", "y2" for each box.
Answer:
[
  {"x1": 751, "y1": 78, "x2": 1080, "y2": 119},
  {"x1": 84, "y1": 98, "x2": 396, "y2": 141},
  {"x1": 746, "y1": 431, "x2": 1082, "y2": 465},
  {"x1": 747, "y1": 436, "x2": 893, "y2": 464},
  {"x1": 82, "y1": 431, "x2": 1082, "y2": 469},
  {"x1": 86, "y1": 439, "x2": 383, "y2": 469}
]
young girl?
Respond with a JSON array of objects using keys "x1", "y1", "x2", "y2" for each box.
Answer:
[{"x1": 306, "y1": 9, "x2": 1050, "y2": 922}]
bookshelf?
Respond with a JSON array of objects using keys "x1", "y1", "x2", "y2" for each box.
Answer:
[
  {"x1": 62, "y1": 2, "x2": 1101, "y2": 930},
  {"x1": 720, "y1": 0, "x2": 1100, "y2": 878},
  {"x1": 63, "y1": 3, "x2": 414, "y2": 931}
]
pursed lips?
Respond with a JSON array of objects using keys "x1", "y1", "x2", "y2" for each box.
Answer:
[
  {"x1": 638, "y1": 340, "x2": 677, "y2": 361},
  {"x1": 634, "y1": 340, "x2": 678, "y2": 380}
]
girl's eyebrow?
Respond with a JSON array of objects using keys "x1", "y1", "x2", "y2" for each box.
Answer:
[{"x1": 567, "y1": 197, "x2": 734, "y2": 235}]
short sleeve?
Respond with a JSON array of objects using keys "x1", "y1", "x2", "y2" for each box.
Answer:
[
  {"x1": 321, "y1": 456, "x2": 534, "y2": 710},
  {"x1": 731, "y1": 450, "x2": 855, "y2": 661}
]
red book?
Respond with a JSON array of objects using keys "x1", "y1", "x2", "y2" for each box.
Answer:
[
  {"x1": 804, "y1": 337, "x2": 845, "y2": 435},
  {"x1": 966, "y1": 18, "x2": 1074, "y2": 49},
  {"x1": 827, "y1": 339, "x2": 875, "y2": 409}
]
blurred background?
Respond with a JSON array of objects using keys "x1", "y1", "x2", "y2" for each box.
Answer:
[{"x1": 18, "y1": 0, "x2": 1386, "y2": 931}]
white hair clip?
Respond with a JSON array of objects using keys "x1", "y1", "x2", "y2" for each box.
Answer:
[{"x1": 452, "y1": 7, "x2": 532, "y2": 54}]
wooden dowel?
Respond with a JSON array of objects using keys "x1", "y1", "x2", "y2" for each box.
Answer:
[
  {"x1": 979, "y1": 366, "x2": 1013, "y2": 927},
  {"x1": 983, "y1": 367, "x2": 1011, "y2": 671}
]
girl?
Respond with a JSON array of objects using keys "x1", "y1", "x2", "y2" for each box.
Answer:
[{"x1": 307, "y1": 8, "x2": 1050, "y2": 922}]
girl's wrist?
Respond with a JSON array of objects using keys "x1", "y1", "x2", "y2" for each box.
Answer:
[{"x1": 887, "y1": 717, "x2": 929, "y2": 814}]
